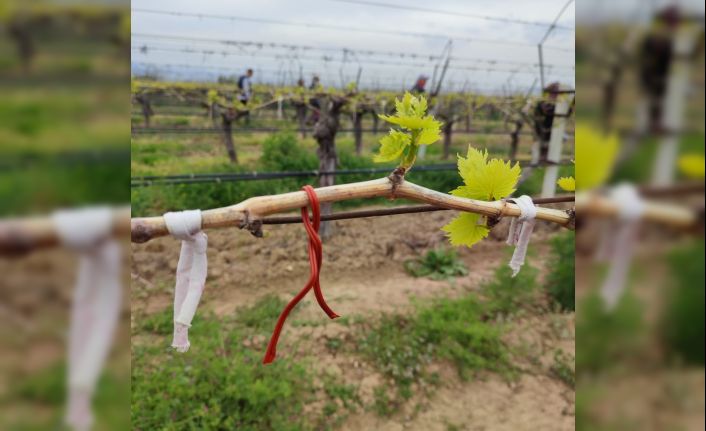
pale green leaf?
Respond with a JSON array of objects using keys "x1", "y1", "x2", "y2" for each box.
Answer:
[
  {"x1": 373, "y1": 130, "x2": 410, "y2": 162},
  {"x1": 441, "y1": 213, "x2": 489, "y2": 248},
  {"x1": 418, "y1": 126, "x2": 441, "y2": 145},
  {"x1": 678, "y1": 154, "x2": 705, "y2": 179},
  {"x1": 457, "y1": 146, "x2": 487, "y2": 185},
  {"x1": 557, "y1": 176, "x2": 576, "y2": 191},
  {"x1": 454, "y1": 146, "x2": 520, "y2": 201},
  {"x1": 481, "y1": 159, "x2": 521, "y2": 200}
]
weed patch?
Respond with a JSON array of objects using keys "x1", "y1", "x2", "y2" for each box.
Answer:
[{"x1": 404, "y1": 248, "x2": 468, "y2": 280}]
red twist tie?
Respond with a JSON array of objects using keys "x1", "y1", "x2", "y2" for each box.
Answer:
[{"x1": 263, "y1": 185, "x2": 339, "y2": 364}]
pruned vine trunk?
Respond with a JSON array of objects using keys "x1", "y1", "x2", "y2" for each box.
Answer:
[
  {"x1": 313, "y1": 96, "x2": 346, "y2": 239},
  {"x1": 208, "y1": 102, "x2": 216, "y2": 123},
  {"x1": 442, "y1": 121, "x2": 454, "y2": 160},
  {"x1": 8, "y1": 22, "x2": 34, "y2": 75},
  {"x1": 220, "y1": 113, "x2": 237, "y2": 163},
  {"x1": 136, "y1": 95, "x2": 154, "y2": 128},
  {"x1": 509, "y1": 120, "x2": 522, "y2": 161},
  {"x1": 295, "y1": 103, "x2": 307, "y2": 138},
  {"x1": 353, "y1": 112, "x2": 363, "y2": 156}
]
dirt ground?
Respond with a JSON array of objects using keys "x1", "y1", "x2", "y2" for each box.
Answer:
[{"x1": 131, "y1": 204, "x2": 576, "y2": 431}]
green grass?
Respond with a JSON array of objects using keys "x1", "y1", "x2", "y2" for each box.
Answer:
[
  {"x1": 403, "y1": 247, "x2": 469, "y2": 280},
  {"x1": 481, "y1": 262, "x2": 539, "y2": 318},
  {"x1": 358, "y1": 261, "x2": 541, "y2": 415},
  {"x1": 235, "y1": 295, "x2": 289, "y2": 334},
  {"x1": 132, "y1": 297, "x2": 356, "y2": 430},
  {"x1": 575, "y1": 291, "x2": 644, "y2": 374},
  {"x1": 661, "y1": 239, "x2": 705, "y2": 365},
  {"x1": 551, "y1": 349, "x2": 576, "y2": 388},
  {"x1": 546, "y1": 231, "x2": 576, "y2": 311},
  {"x1": 0, "y1": 82, "x2": 128, "y2": 216},
  {"x1": 611, "y1": 133, "x2": 705, "y2": 184},
  {"x1": 6, "y1": 361, "x2": 130, "y2": 431},
  {"x1": 358, "y1": 296, "x2": 510, "y2": 413}
]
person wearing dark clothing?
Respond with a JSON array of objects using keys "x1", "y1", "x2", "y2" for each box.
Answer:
[
  {"x1": 308, "y1": 75, "x2": 322, "y2": 124},
  {"x1": 236, "y1": 69, "x2": 253, "y2": 124},
  {"x1": 532, "y1": 83, "x2": 559, "y2": 161},
  {"x1": 637, "y1": 7, "x2": 680, "y2": 133},
  {"x1": 237, "y1": 68, "x2": 254, "y2": 106},
  {"x1": 411, "y1": 75, "x2": 428, "y2": 94}
]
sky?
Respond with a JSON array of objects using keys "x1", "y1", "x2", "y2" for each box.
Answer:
[
  {"x1": 131, "y1": 0, "x2": 576, "y2": 94},
  {"x1": 577, "y1": 0, "x2": 704, "y2": 24}
]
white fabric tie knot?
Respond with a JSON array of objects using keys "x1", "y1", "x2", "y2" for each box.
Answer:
[
  {"x1": 164, "y1": 210, "x2": 208, "y2": 353},
  {"x1": 53, "y1": 207, "x2": 114, "y2": 251},
  {"x1": 599, "y1": 184, "x2": 645, "y2": 310},
  {"x1": 506, "y1": 195, "x2": 537, "y2": 277},
  {"x1": 52, "y1": 207, "x2": 122, "y2": 431}
]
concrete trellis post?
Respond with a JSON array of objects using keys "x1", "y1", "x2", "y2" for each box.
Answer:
[
  {"x1": 276, "y1": 95, "x2": 284, "y2": 120},
  {"x1": 541, "y1": 96, "x2": 571, "y2": 197},
  {"x1": 651, "y1": 24, "x2": 699, "y2": 186}
]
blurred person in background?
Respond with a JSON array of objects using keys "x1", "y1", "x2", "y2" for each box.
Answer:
[
  {"x1": 637, "y1": 6, "x2": 679, "y2": 134},
  {"x1": 236, "y1": 68, "x2": 253, "y2": 124},
  {"x1": 532, "y1": 82, "x2": 560, "y2": 162},
  {"x1": 308, "y1": 74, "x2": 322, "y2": 124},
  {"x1": 309, "y1": 74, "x2": 321, "y2": 90},
  {"x1": 237, "y1": 68, "x2": 254, "y2": 106},
  {"x1": 410, "y1": 74, "x2": 428, "y2": 94}
]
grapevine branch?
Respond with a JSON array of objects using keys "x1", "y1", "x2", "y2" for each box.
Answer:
[
  {"x1": 131, "y1": 178, "x2": 574, "y2": 243},
  {"x1": 0, "y1": 207, "x2": 132, "y2": 257},
  {"x1": 575, "y1": 192, "x2": 697, "y2": 229},
  {"x1": 1, "y1": 182, "x2": 703, "y2": 255}
]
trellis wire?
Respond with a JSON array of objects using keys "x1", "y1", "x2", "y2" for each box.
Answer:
[{"x1": 131, "y1": 160, "x2": 575, "y2": 187}]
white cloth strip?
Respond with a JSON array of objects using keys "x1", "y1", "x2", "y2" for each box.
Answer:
[
  {"x1": 52, "y1": 207, "x2": 122, "y2": 431},
  {"x1": 600, "y1": 184, "x2": 645, "y2": 310},
  {"x1": 506, "y1": 195, "x2": 537, "y2": 277},
  {"x1": 164, "y1": 210, "x2": 208, "y2": 353}
]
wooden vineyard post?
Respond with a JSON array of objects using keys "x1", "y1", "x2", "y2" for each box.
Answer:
[
  {"x1": 652, "y1": 24, "x2": 699, "y2": 186},
  {"x1": 276, "y1": 95, "x2": 284, "y2": 120},
  {"x1": 541, "y1": 95, "x2": 571, "y2": 197},
  {"x1": 313, "y1": 95, "x2": 347, "y2": 239}
]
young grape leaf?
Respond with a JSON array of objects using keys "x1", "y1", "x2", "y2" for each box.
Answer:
[
  {"x1": 373, "y1": 92, "x2": 442, "y2": 167},
  {"x1": 678, "y1": 154, "x2": 705, "y2": 179},
  {"x1": 444, "y1": 146, "x2": 521, "y2": 248},
  {"x1": 373, "y1": 130, "x2": 410, "y2": 163},
  {"x1": 451, "y1": 146, "x2": 521, "y2": 201},
  {"x1": 575, "y1": 124, "x2": 619, "y2": 190},
  {"x1": 557, "y1": 176, "x2": 576, "y2": 191},
  {"x1": 441, "y1": 213, "x2": 489, "y2": 248}
]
